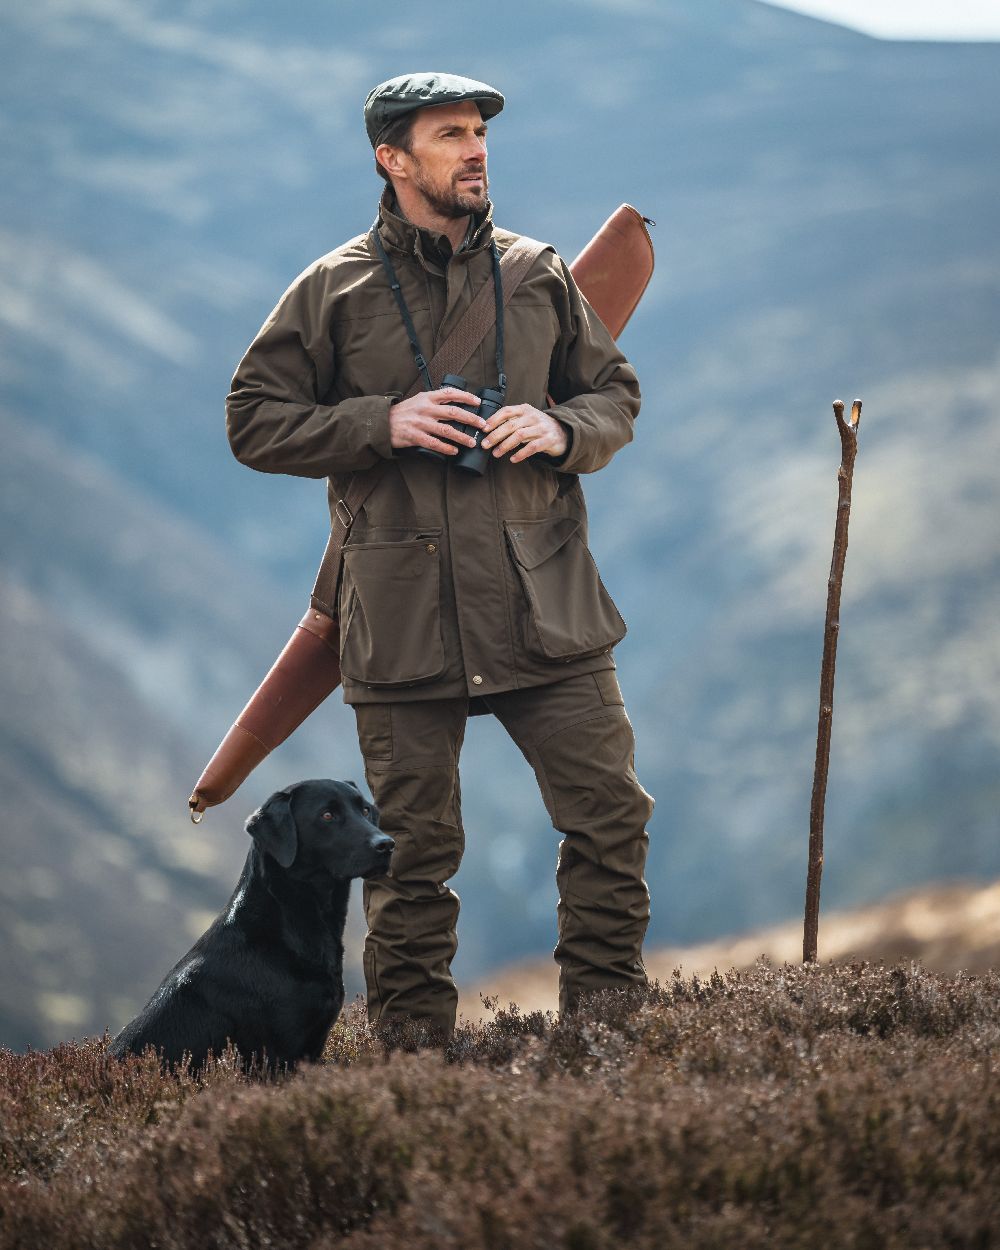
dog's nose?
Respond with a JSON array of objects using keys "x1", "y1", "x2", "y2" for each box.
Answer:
[{"x1": 374, "y1": 835, "x2": 395, "y2": 854}]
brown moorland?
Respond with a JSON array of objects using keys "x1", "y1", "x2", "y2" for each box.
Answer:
[{"x1": 1, "y1": 961, "x2": 998, "y2": 1248}]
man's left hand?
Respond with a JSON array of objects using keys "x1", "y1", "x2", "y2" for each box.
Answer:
[{"x1": 481, "y1": 404, "x2": 568, "y2": 464}]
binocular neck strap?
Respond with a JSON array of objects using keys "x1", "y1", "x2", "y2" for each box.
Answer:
[{"x1": 371, "y1": 222, "x2": 506, "y2": 396}]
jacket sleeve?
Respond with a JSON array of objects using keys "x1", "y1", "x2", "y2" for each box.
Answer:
[
  {"x1": 226, "y1": 261, "x2": 394, "y2": 478},
  {"x1": 544, "y1": 258, "x2": 641, "y2": 475}
]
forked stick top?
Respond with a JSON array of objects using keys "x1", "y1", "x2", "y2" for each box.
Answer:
[{"x1": 833, "y1": 397, "x2": 863, "y2": 439}]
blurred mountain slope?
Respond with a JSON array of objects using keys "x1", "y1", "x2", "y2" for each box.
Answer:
[{"x1": 0, "y1": 571, "x2": 221, "y2": 1050}]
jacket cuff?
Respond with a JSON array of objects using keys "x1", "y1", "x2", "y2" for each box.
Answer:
[
  {"x1": 542, "y1": 409, "x2": 588, "y2": 473},
  {"x1": 539, "y1": 417, "x2": 575, "y2": 469},
  {"x1": 368, "y1": 394, "x2": 395, "y2": 460}
]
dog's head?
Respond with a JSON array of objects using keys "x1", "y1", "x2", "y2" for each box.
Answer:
[{"x1": 245, "y1": 780, "x2": 394, "y2": 880}]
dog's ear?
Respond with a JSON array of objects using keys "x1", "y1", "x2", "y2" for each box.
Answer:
[
  {"x1": 345, "y1": 780, "x2": 361, "y2": 792},
  {"x1": 246, "y1": 790, "x2": 297, "y2": 868}
]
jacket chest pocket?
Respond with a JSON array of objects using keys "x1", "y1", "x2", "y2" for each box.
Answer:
[
  {"x1": 504, "y1": 517, "x2": 626, "y2": 661},
  {"x1": 340, "y1": 532, "x2": 445, "y2": 686}
]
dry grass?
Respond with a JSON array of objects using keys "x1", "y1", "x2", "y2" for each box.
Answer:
[
  {"x1": 1, "y1": 962, "x2": 999, "y2": 1248},
  {"x1": 467, "y1": 879, "x2": 1000, "y2": 1018}
]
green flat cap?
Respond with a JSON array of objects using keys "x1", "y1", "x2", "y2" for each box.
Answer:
[{"x1": 364, "y1": 71, "x2": 504, "y2": 148}]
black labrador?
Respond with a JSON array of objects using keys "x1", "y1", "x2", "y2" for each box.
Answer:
[{"x1": 109, "y1": 779, "x2": 393, "y2": 1071}]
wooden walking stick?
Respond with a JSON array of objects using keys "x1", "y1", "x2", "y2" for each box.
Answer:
[{"x1": 803, "y1": 397, "x2": 863, "y2": 963}]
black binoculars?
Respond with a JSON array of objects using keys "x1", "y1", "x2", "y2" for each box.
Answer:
[{"x1": 419, "y1": 373, "x2": 505, "y2": 476}]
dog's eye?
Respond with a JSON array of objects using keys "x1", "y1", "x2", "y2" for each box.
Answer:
[
  {"x1": 362, "y1": 806, "x2": 371, "y2": 818},
  {"x1": 322, "y1": 811, "x2": 334, "y2": 822}
]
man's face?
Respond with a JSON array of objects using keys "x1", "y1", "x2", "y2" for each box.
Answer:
[{"x1": 391, "y1": 99, "x2": 489, "y2": 219}]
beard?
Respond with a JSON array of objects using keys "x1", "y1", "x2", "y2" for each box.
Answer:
[{"x1": 412, "y1": 162, "x2": 489, "y2": 219}]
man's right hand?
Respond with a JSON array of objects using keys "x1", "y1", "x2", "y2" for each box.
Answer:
[{"x1": 388, "y1": 386, "x2": 485, "y2": 455}]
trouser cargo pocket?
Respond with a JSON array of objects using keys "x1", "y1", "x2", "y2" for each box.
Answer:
[
  {"x1": 504, "y1": 517, "x2": 626, "y2": 660},
  {"x1": 340, "y1": 531, "x2": 445, "y2": 686}
]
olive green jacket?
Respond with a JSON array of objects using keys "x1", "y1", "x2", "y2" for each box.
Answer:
[{"x1": 227, "y1": 191, "x2": 641, "y2": 704}]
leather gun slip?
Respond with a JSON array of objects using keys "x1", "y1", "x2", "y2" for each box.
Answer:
[{"x1": 189, "y1": 205, "x2": 655, "y2": 817}]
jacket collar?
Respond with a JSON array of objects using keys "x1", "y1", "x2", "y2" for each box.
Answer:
[{"x1": 375, "y1": 187, "x2": 494, "y2": 268}]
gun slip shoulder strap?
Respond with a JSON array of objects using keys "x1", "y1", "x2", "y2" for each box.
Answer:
[{"x1": 402, "y1": 234, "x2": 549, "y2": 398}]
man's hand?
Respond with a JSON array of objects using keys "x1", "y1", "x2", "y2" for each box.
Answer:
[
  {"x1": 389, "y1": 386, "x2": 485, "y2": 456},
  {"x1": 481, "y1": 404, "x2": 568, "y2": 463}
]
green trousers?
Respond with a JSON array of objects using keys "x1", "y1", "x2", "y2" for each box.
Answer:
[{"x1": 354, "y1": 669, "x2": 653, "y2": 1035}]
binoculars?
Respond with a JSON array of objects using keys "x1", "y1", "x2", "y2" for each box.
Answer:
[{"x1": 419, "y1": 373, "x2": 505, "y2": 476}]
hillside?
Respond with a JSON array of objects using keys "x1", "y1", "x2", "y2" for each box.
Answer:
[
  {"x1": 465, "y1": 877, "x2": 1000, "y2": 1018},
  {"x1": 1, "y1": 0, "x2": 998, "y2": 1047}
]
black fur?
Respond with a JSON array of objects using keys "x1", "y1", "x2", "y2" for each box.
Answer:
[{"x1": 108, "y1": 779, "x2": 393, "y2": 1071}]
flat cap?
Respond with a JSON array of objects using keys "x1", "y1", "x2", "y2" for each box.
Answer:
[{"x1": 364, "y1": 71, "x2": 504, "y2": 148}]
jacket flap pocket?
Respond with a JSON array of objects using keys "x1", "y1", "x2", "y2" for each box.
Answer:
[
  {"x1": 504, "y1": 517, "x2": 580, "y2": 571},
  {"x1": 339, "y1": 533, "x2": 445, "y2": 687}
]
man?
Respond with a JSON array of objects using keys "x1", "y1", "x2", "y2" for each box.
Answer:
[{"x1": 227, "y1": 72, "x2": 653, "y2": 1038}]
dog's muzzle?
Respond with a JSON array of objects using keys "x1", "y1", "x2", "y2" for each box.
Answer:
[{"x1": 363, "y1": 836, "x2": 395, "y2": 878}]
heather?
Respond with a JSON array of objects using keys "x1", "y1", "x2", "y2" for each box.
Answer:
[{"x1": 1, "y1": 962, "x2": 998, "y2": 1248}]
